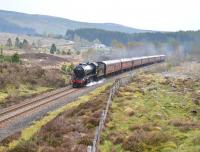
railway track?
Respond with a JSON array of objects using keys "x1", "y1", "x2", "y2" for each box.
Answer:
[{"x1": 0, "y1": 87, "x2": 78, "y2": 124}]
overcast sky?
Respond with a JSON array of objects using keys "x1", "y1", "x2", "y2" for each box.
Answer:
[{"x1": 0, "y1": 0, "x2": 199, "y2": 31}]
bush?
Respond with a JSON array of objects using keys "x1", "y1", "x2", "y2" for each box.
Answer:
[
  {"x1": 122, "y1": 130, "x2": 170, "y2": 151},
  {"x1": 78, "y1": 136, "x2": 92, "y2": 145},
  {"x1": 0, "y1": 53, "x2": 21, "y2": 64},
  {"x1": 108, "y1": 132, "x2": 125, "y2": 144},
  {"x1": 61, "y1": 63, "x2": 74, "y2": 74},
  {"x1": 169, "y1": 119, "x2": 200, "y2": 131},
  {"x1": 76, "y1": 50, "x2": 80, "y2": 55},
  {"x1": 61, "y1": 50, "x2": 66, "y2": 55},
  {"x1": 67, "y1": 49, "x2": 72, "y2": 55},
  {"x1": 50, "y1": 44, "x2": 56, "y2": 54},
  {"x1": 11, "y1": 53, "x2": 20, "y2": 63}
]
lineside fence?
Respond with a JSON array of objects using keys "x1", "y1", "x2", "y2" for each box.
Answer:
[{"x1": 87, "y1": 72, "x2": 135, "y2": 152}]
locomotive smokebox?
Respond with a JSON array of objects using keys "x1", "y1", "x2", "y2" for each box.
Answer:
[{"x1": 74, "y1": 63, "x2": 96, "y2": 78}]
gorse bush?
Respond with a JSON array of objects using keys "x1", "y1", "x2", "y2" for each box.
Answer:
[{"x1": 61, "y1": 63, "x2": 74, "y2": 74}]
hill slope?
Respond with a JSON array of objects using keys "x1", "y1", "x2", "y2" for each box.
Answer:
[
  {"x1": 0, "y1": 10, "x2": 150, "y2": 35},
  {"x1": 0, "y1": 17, "x2": 36, "y2": 34}
]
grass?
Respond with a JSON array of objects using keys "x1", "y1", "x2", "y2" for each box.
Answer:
[
  {"x1": 0, "y1": 84, "x2": 52, "y2": 106},
  {"x1": 18, "y1": 84, "x2": 52, "y2": 97},
  {"x1": 0, "y1": 82, "x2": 112, "y2": 152},
  {"x1": 100, "y1": 73, "x2": 200, "y2": 152},
  {"x1": 0, "y1": 92, "x2": 8, "y2": 104}
]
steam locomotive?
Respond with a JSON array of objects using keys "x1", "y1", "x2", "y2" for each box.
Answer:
[{"x1": 72, "y1": 55, "x2": 166, "y2": 87}]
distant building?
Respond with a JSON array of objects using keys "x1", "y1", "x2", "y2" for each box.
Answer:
[{"x1": 93, "y1": 43, "x2": 106, "y2": 49}]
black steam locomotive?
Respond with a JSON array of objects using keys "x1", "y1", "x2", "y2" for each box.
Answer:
[
  {"x1": 72, "y1": 55, "x2": 166, "y2": 87},
  {"x1": 72, "y1": 62, "x2": 104, "y2": 87}
]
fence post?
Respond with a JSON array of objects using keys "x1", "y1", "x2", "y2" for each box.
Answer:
[
  {"x1": 92, "y1": 127, "x2": 99, "y2": 152},
  {"x1": 87, "y1": 146, "x2": 92, "y2": 152}
]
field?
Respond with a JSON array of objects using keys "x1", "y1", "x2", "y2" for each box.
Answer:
[
  {"x1": 20, "y1": 53, "x2": 79, "y2": 69},
  {"x1": 100, "y1": 62, "x2": 200, "y2": 152},
  {"x1": 0, "y1": 33, "x2": 73, "y2": 50}
]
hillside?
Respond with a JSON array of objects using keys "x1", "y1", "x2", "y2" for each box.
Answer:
[
  {"x1": 66, "y1": 28, "x2": 200, "y2": 46},
  {"x1": 0, "y1": 10, "x2": 149, "y2": 35},
  {"x1": 0, "y1": 17, "x2": 35, "y2": 34}
]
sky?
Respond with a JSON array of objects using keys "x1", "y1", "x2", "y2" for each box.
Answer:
[{"x1": 0, "y1": 0, "x2": 199, "y2": 31}]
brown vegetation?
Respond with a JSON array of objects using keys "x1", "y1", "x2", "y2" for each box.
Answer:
[
  {"x1": 0, "y1": 63, "x2": 65, "y2": 89},
  {"x1": 0, "y1": 63, "x2": 66, "y2": 107},
  {"x1": 169, "y1": 119, "x2": 200, "y2": 131},
  {"x1": 7, "y1": 87, "x2": 110, "y2": 152},
  {"x1": 122, "y1": 130, "x2": 170, "y2": 152}
]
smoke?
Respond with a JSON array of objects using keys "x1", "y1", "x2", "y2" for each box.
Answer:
[
  {"x1": 86, "y1": 79, "x2": 105, "y2": 87},
  {"x1": 82, "y1": 40, "x2": 200, "y2": 63},
  {"x1": 100, "y1": 42, "x2": 159, "y2": 60}
]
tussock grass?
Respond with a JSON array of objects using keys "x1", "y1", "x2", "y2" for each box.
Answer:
[{"x1": 100, "y1": 73, "x2": 200, "y2": 152}]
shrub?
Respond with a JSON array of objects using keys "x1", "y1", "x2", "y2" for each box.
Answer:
[
  {"x1": 50, "y1": 44, "x2": 57, "y2": 54},
  {"x1": 76, "y1": 50, "x2": 80, "y2": 55},
  {"x1": 61, "y1": 63, "x2": 74, "y2": 74},
  {"x1": 78, "y1": 136, "x2": 92, "y2": 145},
  {"x1": 67, "y1": 49, "x2": 72, "y2": 55},
  {"x1": 61, "y1": 50, "x2": 66, "y2": 55},
  {"x1": 108, "y1": 132, "x2": 125, "y2": 144},
  {"x1": 122, "y1": 130, "x2": 145, "y2": 152},
  {"x1": 129, "y1": 123, "x2": 154, "y2": 131},
  {"x1": 169, "y1": 119, "x2": 200, "y2": 131},
  {"x1": 122, "y1": 130, "x2": 170, "y2": 151}
]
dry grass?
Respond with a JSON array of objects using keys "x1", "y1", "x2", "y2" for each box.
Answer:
[
  {"x1": 169, "y1": 119, "x2": 200, "y2": 131},
  {"x1": 129, "y1": 123, "x2": 156, "y2": 132},
  {"x1": 0, "y1": 63, "x2": 66, "y2": 89},
  {"x1": 9, "y1": 140, "x2": 37, "y2": 152},
  {"x1": 122, "y1": 130, "x2": 170, "y2": 152},
  {"x1": 107, "y1": 132, "x2": 125, "y2": 145}
]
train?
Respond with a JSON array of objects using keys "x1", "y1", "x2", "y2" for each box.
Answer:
[{"x1": 72, "y1": 55, "x2": 166, "y2": 87}]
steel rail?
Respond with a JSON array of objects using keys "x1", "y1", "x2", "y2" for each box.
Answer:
[{"x1": 0, "y1": 88, "x2": 77, "y2": 124}]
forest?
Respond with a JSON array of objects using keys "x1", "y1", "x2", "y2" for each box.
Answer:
[{"x1": 66, "y1": 28, "x2": 200, "y2": 46}]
